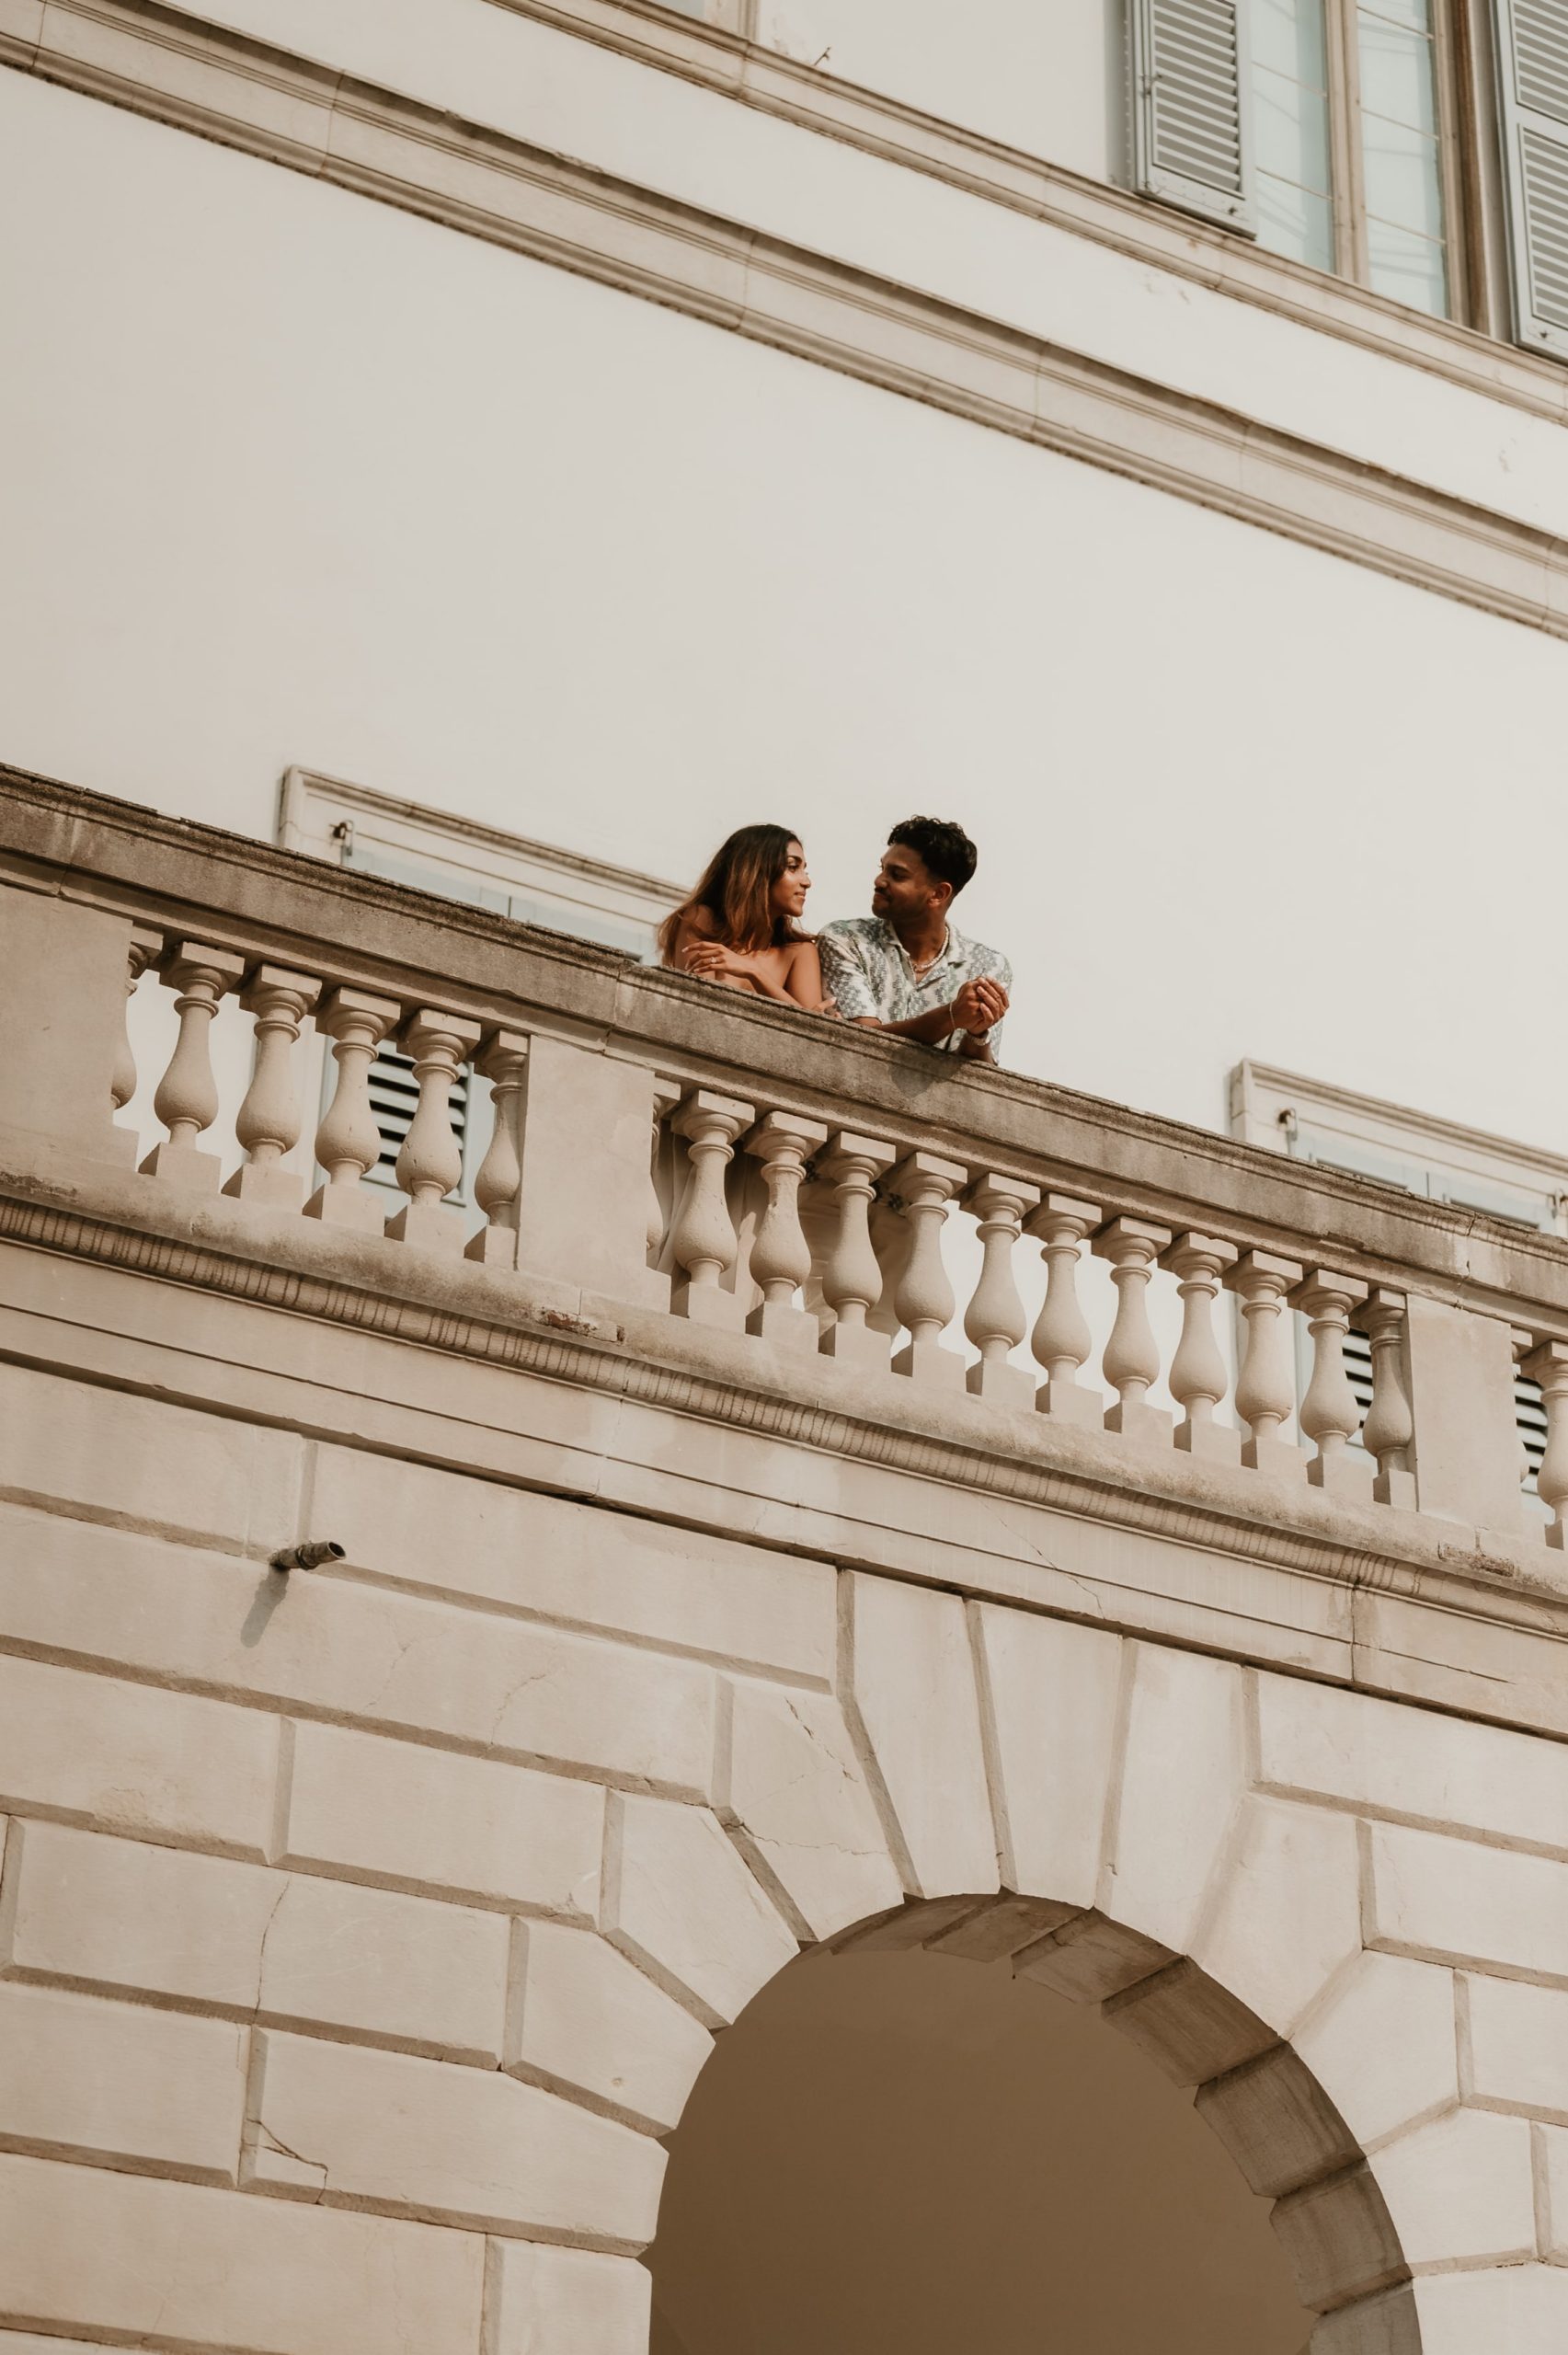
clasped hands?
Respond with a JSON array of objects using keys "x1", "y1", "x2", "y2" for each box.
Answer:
[{"x1": 948, "y1": 975, "x2": 1008, "y2": 1038}]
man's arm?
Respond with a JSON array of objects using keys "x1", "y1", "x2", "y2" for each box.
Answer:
[{"x1": 848, "y1": 976, "x2": 1009, "y2": 1058}]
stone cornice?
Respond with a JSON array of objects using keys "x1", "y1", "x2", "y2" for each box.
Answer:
[
  {"x1": 490, "y1": 0, "x2": 1568, "y2": 429},
  {"x1": 5, "y1": 0, "x2": 1568, "y2": 641},
  {"x1": 3, "y1": 1166, "x2": 1564, "y2": 1653},
  {"x1": 8, "y1": 761, "x2": 1568, "y2": 1328}
]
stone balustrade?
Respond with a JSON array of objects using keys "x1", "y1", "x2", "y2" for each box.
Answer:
[{"x1": 5, "y1": 763, "x2": 1568, "y2": 1563}]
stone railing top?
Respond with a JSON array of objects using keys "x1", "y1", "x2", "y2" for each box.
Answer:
[{"x1": 5, "y1": 761, "x2": 1565, "y2": 1325}]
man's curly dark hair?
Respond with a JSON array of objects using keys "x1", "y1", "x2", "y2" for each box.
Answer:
[{"x1": 887, "y1": 816, "x2": 979, "y2": 899}]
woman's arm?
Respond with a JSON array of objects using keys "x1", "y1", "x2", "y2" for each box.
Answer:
[{"x1": 784, "y1": 939, "x2": 830, "y2": 1011}]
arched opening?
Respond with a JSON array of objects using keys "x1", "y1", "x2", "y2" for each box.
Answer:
[{"x1": 647, "y1": 1897, "x2": 1413, "y2": 2355}]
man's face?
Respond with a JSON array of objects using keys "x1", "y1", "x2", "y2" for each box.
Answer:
[{"x1": 871, "y1": 842, "x2": 947, "y2": 926}]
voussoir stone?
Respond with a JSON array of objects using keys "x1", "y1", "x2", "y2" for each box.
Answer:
[
  {"x1": 844, "y1": 1574, "x2": 997, "y2": 1901},
  {"x1": 1293, "y1": 1950, "x2": 1459, "y2": 2149},
  {"x1": 970, "y1": 1603, "x2": 1121, "y2": 1908},
  {"x1": 1193, "y1": 1795, "x2": 1362, "y2": 2036},
  {"x1": 508, "y1": 1920, "x2": 715, "y2": 2133},
  {"x1": 1102, "y1": 1644, "x2": 1246, "y2": 1954},
  {"x1": 604, "y1": 1793, "x2": 797, "y2": 2028},
  {"x1": 718, "y1": 1678, "x2": 902, "y2": 1941}
]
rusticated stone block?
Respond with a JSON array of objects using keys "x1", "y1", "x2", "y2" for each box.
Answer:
[
  {"x1": 486, "y1": 2239, "x2": 653, "y2": 2355},
  {"x1": 309, "y1": 1447, "x2": 836, "y2": 1680},
  {"x1": 0, "y1": 1649, "x2": 277, "y2": 1856},
  {"x1": 0, "y1": 1507, "x2": 716, "y2": 1799},
  {"x1": 246, "y1": 2029, "x2": 663, "y2": 2246},
  {"x1": 1371, "y1": 2108, "x2": 1536, "y2": 2269},
  {"x1": 0, "y1": 1980, "x2": 246, "y2": 2182},
  {"x1": 0, "y1": 2151, "x2": 484, "y2": 2355},
  {"x1": 6, "y1": 1821, "x2": 509, "y2": 2062},
  {"x1": 1368, "y1": 1819, "x2": 1568, "y2": 1980},
  {"x1": 281, "y1": 1719, "x2": 604, "y2": 1917}
]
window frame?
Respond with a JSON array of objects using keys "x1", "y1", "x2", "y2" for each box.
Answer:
[
  {"x1": 1253, "y1": 0, "x2": 1472, "y2": 316},
  {"x1": 277, "y1": 766, "x2": 684, "y2": 1217}
]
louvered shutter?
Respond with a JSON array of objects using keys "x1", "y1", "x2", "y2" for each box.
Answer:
[
  {"x1": 1130, "y1": 0, "x2": 1254, "y2": 231},
  {"x1": 1494, "y1": 0, "x2": 1568, "y2": 354}
]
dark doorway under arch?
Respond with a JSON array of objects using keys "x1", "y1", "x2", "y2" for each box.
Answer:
[{"x1": 649, "y1": 1944, "x2": 1312, "y2": 2355}]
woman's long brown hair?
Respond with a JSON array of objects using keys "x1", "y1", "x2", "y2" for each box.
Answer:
[{"x1": 658, "y1": 824, "x2": 805, "y2": 964}]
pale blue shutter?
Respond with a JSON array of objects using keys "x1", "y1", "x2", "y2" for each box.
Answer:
[{"x1": 1130, "y1": 0, "x2": 1255, "y2": 230}]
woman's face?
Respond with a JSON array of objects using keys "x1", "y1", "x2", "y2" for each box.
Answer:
[{"x1": 771, "y1": 839, "x2": 811, "y2": 921}]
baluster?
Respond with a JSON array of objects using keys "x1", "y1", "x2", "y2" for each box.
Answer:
[
  {"x1": 963, "y1": 1173, "x2": 1040, "y2": 1407},
  {"x1": 1361, "y1": 1289, "x2": 1416, "y2": 1509},
  {"x1": 744, "y1": 1110, "x2": 830, "y2": 1350},
  {"x1": 109, "y1": 924, "x2": 166, "y2": 1166},
  {"x1": 1224, "y1": 1249, "x2": 1305, "y2": 1482},
  {"x1": 1161, "y1": 1232, "x2": 1241, "y2": 1463},
  {"x1": 817, "y1": 1131, "x2": 897, "y2": 1368},
  {"x1": 647, "y1": 1079, "x2": 681, "y2": 1263},
  {"x1": 670, "y1": 1089, "x2": 753, "y2": 1327},
  {"x1": 305, "y1": 987, "x2": 402, "y2": 1232},
  {"x1": 1523, "y1": 1340, "x2": 1568, "y2": 1548},
  {"x1": 889, "y1": 1151, "x2": 967, "y2": 1390},
  {"x1": 385, "y1": 1007, "x2": 483, "y2": 1253},
  {"x1": 223, "y1": 967, "x2": 322, "y2": 1210},
  {"x1": 1092, "y1": 1216, "x2": 1173, "y2": 1446},
  {"x1": 1290, "y1": 1269, "x2": 1374, "y2": 1500},
  {"x1": 1026, "y1": 1193, "x2": 1103, "y2": 1425},
  {"x1": 465, "y1": 1030, "x2": 530, "y2": 1267},
  {"x1": 138, "y1": 941, "x2": 246, "y2": 1191}
]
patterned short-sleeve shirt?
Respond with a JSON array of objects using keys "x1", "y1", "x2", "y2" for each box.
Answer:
[{"x1": 815, "y1": 916, "x2": 1013, "y2": 1056}]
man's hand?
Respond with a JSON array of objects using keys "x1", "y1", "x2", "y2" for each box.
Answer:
[{"x1": 949, "y1": 977, "x2": 1009, "y2": 1037}]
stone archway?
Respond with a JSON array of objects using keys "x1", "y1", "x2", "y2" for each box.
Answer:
[
  {"x1": 643, "y1": 1895, "x2": 1391, "y2": 2353},
  {"x1": 509, "y1": 1577, "x2": 1514, "y2": 2352}
]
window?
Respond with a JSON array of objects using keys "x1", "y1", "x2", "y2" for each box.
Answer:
[
  {"x1": 1230, "y1": 1061, "x2": 1566, "y2": 1490},
  {"x1": 279, "y1": 768, "x2": 682, "y2": 1205},
  {"x1": 1130, "y1": 0, "x2": 1461, "y2": 318}
]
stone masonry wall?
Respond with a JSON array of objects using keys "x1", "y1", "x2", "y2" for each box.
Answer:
[{"x1": 3, "y1": 1357, "x2": 1568, "y2": 2352}]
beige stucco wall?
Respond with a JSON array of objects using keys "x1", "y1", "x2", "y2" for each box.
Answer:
[{"x1": 2, "y1": 58, "x2": 1567, "y2": 1155}]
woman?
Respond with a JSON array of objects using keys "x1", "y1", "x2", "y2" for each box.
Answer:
[{"x1": 659, "y1": 824, "x2": 829, "y2": 1011}]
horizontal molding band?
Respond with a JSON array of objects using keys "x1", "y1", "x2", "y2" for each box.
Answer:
[
  {"x1": 2, "y1": 1176, "x2": 1562, "y2": 1643},
  {"x1": 493, "y1": 0, "x2": 1568, "y2": 429},
  {"x1": 4, "y1": 0, "x2": 1568, "y2": 638}
]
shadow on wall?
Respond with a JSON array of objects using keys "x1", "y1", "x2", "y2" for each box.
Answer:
[{"x1": 648, "y1": 1947, "x2": 1312, "y2": 2355}]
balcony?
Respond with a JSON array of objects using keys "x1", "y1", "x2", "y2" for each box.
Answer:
[{"x1": 4, "y1": 762, "x2": 1567, "y2": 1741}]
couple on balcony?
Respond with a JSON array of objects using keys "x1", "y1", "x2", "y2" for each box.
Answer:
[{"x1": 658, "y1": 817, "x2": 1011, "y2": 1066}]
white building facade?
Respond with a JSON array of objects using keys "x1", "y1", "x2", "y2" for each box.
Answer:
[{"x1": 6, "y1": 3, "x2": 1568, "y2": 2350}]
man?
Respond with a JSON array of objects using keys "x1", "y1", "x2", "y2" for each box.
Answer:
[{"x1": 817, "y1": 817, "x2": 1011, "y2": 1065}]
